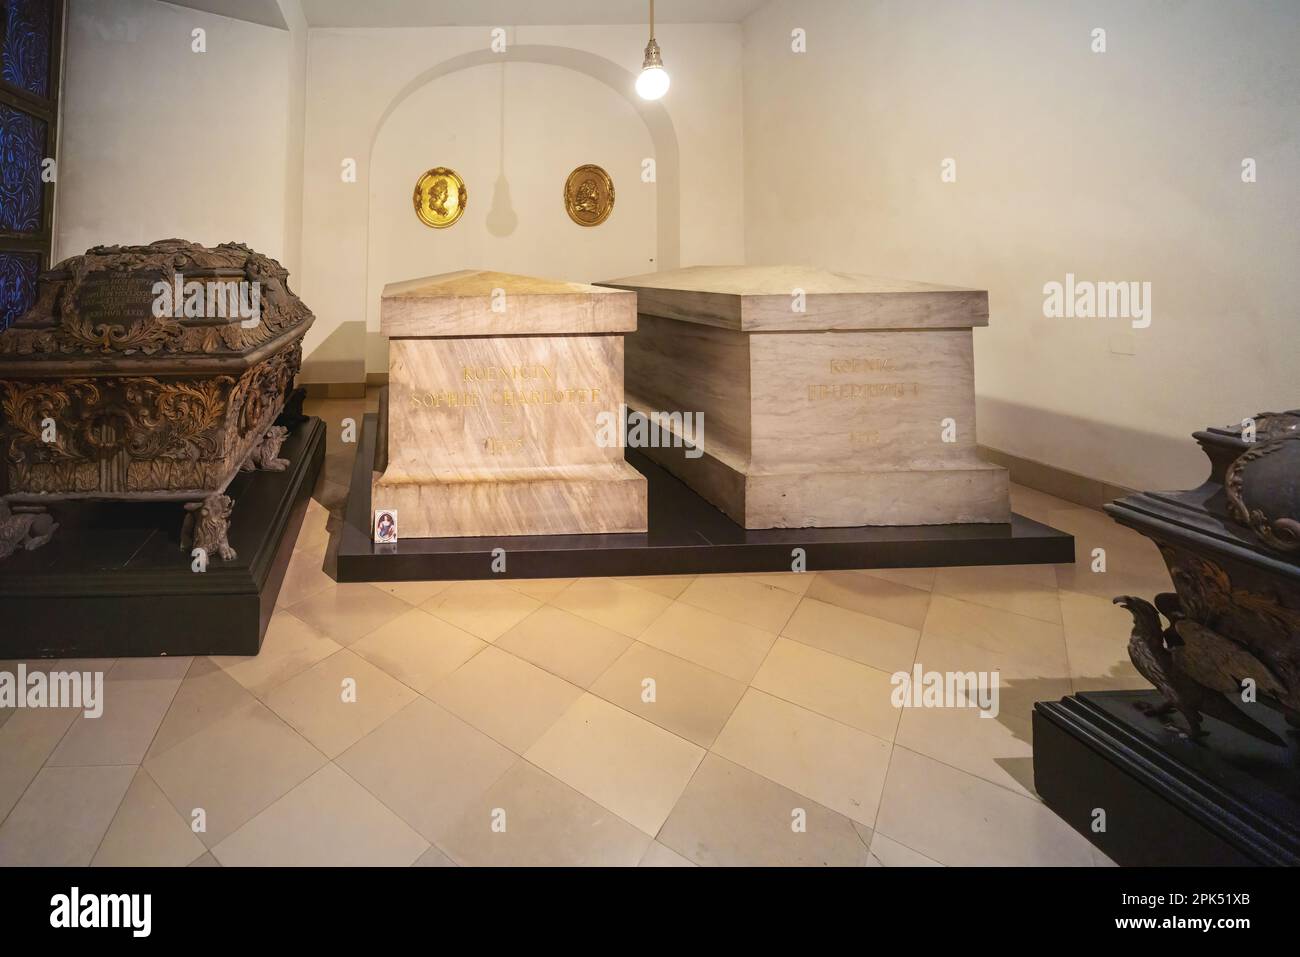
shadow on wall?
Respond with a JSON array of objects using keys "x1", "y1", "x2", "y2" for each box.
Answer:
[
  {"x1": 977, "y1": 397, "x2": 1208, "y2": 496},
  {"x1": 486, "y1": 62, "x2": 518, "y2": 238},
  {"x1": 302, "y1": 321, "x2": 366, "y2": 386}
]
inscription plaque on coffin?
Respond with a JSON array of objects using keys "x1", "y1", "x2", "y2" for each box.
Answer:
[{"x1": 597, "y1": 265, "x2": 1011, "y2": 529}]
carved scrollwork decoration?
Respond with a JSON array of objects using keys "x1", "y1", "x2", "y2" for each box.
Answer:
[{"x1": 1224, "y1": 428, "x2": 1300, "y2": 555}]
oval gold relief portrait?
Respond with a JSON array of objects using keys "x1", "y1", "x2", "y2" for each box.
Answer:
[
  {"x1": 413, "y1": 167, "x2": 467, "y2": 228},
  {"x1": 564, "y1": 165, "x2": 614, "y2": 227}
]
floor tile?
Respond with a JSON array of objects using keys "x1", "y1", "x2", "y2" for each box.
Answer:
[
  {"x1": 212, "y1": 764, "x2": 427, "y2": 867},
  {"x1": 658, "y1": 754, "x2": 870, "y2": 866},
  {"x1": 712, "y1": 689, "x2": 891, "y2": 827},
  {"x1": 589, "y1": 643, "x2": 746, "y2": 748},
  {"x1": 933, "y1": 564, "x2": 1062, "y2": 624},
  {"x1": 860, "y1": 566, "x2": 938, "y2": 592},
  {"x1": 551, "y1": 578, "x2": 672, "y2": 638},
  {"x1": 144, "y1": 699, "x2": 326, "y2": 848},
  {"x1": 0, "y1": 765, "x2": 134, "y2": 866},
  {"x1": 805, "y1": 571, "x2": 931, "y2": 630},
  {"x1": 292, "y1": 503, "x2": 333, "y2": 555},
  {"x1": 922, "y1": 594, "x2": 1069, "y2": 677},
  {"x1": 874, "y1": 746, "x2": 1095, "y2": 866},
  {"x1": 782, "y1": 597, "x2": 920, "y2": 675},
  {"x1": 495, "y1": 606, "x2": 633, "y2": 688},
  {"x1": 751, "y1": 638, "x2": 901, "y2": 741},
  {"x1": 524, "y1": 694, "x2": 704, "y2": 836},
  {"x1": 414, "y1": 846, "x2": 456, "y2": 867},
  {"x1": 349, "y1": 607, "x2": 487, "y2": 694},
  {"x1": 1048, "y1": 507, "x2": 1172, "y2": 599},
  {"x1": 639, "y1": 841, "x2": 695, "y2": 867},
  {"x1": 429, "y1": 647, "x2": 583, "y2": 754},
  {"x1": 678, "y1": 576, "x2": 801, "y2": 632},
  {"x1": 108, "y1": 656, "x2": 193, "y2": 681},
  {"x1": 263, "y1": 650, "x2": 417, "y2": 758},
  {"x1": 275, "y1": 549, "x2": 337, "y2": 608},
  {"x1": 637, "y1": 601, "x2": 777, "y2": 683},
  {"x1": 146, "y1": 657, "x2": 259, "y2": 762},
  {"x1": 48, "y1": 672, "x2": 183, "y2": 767},
  {"x1": 0, "y1": 706, "x2": 80, "y2": 822},
  {"x1": 894, "y1": 700, "x2": 1039, "y2": 798},
  {"x1": 288, "y1": 583, "x2": 411, "y2": 646},
  {"x1": 211, "y1": 611, "x2": 340, "y2": 699},
  {"x1": 92, "y1": 768, "x2": 207, "y2": 867},
  {"x1": 372, "y1": 579, "x2": 455, "y2": 606},
  {"x1": 437, "y1": 760, "x2": 650, "y2": 866},
  {"x1": 504, "y1": 578, "x2": 576, "y2": 601},
  {"x1": 911, "y1": 630, "x2": 1072, "y2": 729},
  {"x1": 868, "y1": 831, "x2": 943, "y2": 867},
  {"x1": 722, "y1": 571, "x2": 815, "y2": 596},
  {"x1": 614, "y1": 575, "x2": 697, "y2": 599},
  {"x1": 423, "y1": 581, "x2": 543, "y2": 642},
  {"x1": 336, "y1": 698, "x2": 515, "y2": 842},
  {"x1": 1059, "y1": 589, "x2": 1145, "y2": 692}
]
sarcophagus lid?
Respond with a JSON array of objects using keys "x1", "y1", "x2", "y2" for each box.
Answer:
[
  {"x1": 381, "y1": 269, "x2": 635, "y2": 338},
  {"x1": 0, "y1": 239, "x2": 313, "y2": 374},
  {"x1": 599, "y1": 264, "x2": 988, "y2": 332}
]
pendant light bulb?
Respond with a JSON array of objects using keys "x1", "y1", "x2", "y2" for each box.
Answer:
[{"x1": 636, "y1": 2, "x2": 669, "y2": 100}]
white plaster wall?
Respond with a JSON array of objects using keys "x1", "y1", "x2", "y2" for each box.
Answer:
[
  {"x1": 368, "y1": 61, "x2": 656, "y2": 332},
  {"x1": 277, "y1": 0, "x2": 308, "y2": 280},
  {"x1": 297, "y1": 24, "x2": 745, "y2": 380},
  {"x1": 56, "y1": 0, "x2": 293, "y2": 265},
  {"x1": 742, "y1": 0, "x2": 1300, "y2": 491}
]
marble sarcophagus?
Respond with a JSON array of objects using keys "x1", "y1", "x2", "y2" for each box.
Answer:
[
  {"x1": 0, "y1": 240, "x2": 313, "y2": 561},
  {"x1": 598, "y1": 265, "x2": 1010, "y2": 529},
  {"x1": 371, "y1": 270, "x2": 647, "y2": 538}
]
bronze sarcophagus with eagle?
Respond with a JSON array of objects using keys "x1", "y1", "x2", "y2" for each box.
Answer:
[
  {"x1": 0, "y1": 239, "x2": 313, "y2": 561},
  {"x1": 1107, "y1": 411, "x2": 1300, "y2": 743}
]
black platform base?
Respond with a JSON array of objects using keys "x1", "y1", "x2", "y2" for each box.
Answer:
[
  {"x1": 1034, "y1": 691, "x2": 1300, "y2": 866},
  {"x1": 0, "y1": 417, "x2": 325, "y2": 658},
  {"x1": 339, "y1": 413, "x2": 1074, "y2": 582}
]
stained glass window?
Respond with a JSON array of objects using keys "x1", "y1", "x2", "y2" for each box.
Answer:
[
  {"x1": 0, "y1": 248, "x2": 38, "y2": 326},
  {"x1": 1, "y1": 0, "x2": 54, "y2": 98},
  {"x1": 0, "y1": 102, "x2": 44, "y2": 232},
  {"x1": 0, "y1": 0, "x2": 59, "y2": 331}
]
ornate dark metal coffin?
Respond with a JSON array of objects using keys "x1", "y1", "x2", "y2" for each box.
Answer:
[
  {"x1": 0, "y1": 240, "x2": 313, "y2": 559},
  {"x1": 1106, "y1": 411, "x2": 1300, "y2": 725}
]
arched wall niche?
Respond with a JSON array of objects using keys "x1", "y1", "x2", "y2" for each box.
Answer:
[{"x1": 363, "y1": 43, "x2": 681, "y2": 336}]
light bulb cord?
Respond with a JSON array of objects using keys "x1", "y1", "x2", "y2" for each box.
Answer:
[{"x1": 649, "y1": 0, "x2": 655, "y2": 42}]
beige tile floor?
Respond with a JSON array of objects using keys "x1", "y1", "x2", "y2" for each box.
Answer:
[{"x1": 0, "y1": 394, "x2": 1163, "y2": 866}]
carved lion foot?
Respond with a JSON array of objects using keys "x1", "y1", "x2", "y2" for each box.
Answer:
[
  {"x1": 241, "y1": 425, "x2": 291, "y2": 473},
  {"x1": 182, "y1": 493, "x2": 237, "y2": 562},
  {"x1": 0, "y1": 503, "x2": 58, "y2": 560}
]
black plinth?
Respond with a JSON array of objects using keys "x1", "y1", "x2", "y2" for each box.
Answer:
[
  {"x1": 0, "y1": 416, "x2": 325, "y2": 658},
  {"x1": 1034, "y1": 691, "x2": 1300, "y2": 866},
  {"x1": 339, "y1": 413, "x2": 1074, "y2": 582}
]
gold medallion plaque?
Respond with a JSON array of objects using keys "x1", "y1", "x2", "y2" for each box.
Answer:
[
  {"x1": 563, "y1": 165, "x2": 615, "y2": 227},
  {"x1": 413, "y1": 167, "x2": 467, "y2": 228}
]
